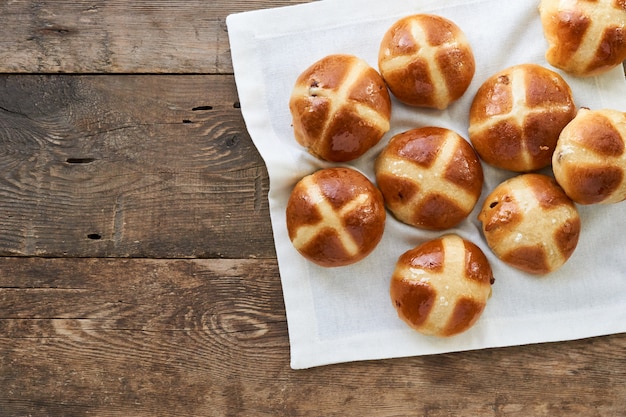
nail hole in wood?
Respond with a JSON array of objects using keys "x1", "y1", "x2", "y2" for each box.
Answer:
[
  {"x1": 40, "y1": 27, "x2": 73, "y2": 36},
  {"x1": 225, "y1": 136, "x2": 238, "y2": 147},
  {"x1": 67, "y1": 158, "x2": 96, "y2": 164},
  {"x1": 87, "y1": 233, "x2": 102, "y2": 240},
  {"x1": 192, "y1": 106, "x2": 213, "y2": 111},
  {"x1": 233, "y1": 102, "x2": 241, "y2": 109}
]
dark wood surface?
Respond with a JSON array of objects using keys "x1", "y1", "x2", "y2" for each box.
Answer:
[{"x1": 1, "y1": 1, "x2": 625, "y2": 416}]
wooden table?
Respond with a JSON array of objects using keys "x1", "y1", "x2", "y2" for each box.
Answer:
[{"x1": 1, "y1": 1, "x2": 624, "y2": 415}]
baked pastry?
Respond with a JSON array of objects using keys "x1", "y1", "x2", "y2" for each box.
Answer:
[
  {"x1": 378, "y1": 14, "x2": 475, "y2": 109},
  {"x1": 390, "y1": 234, "x2": 494, "y2": 337},
  {"x1": 468, "y1": 64, "x2": 577, "y2": 172},
  {"x1": 539, "y1": 0, "x2": 626, "y2": 77},
  {"x1": 553, "y1": 108, "x2": 626, "y2": 204},
  {"x1": 286, "y1": 167, "x2": 386, "y2": 267},
  {"x1": 289, "y1": 54, "x2": 392, "y2": 162},
  {"x1": 375, "y1": 127, "x2": 484, "y2": 230},
  {"x1": 478, "y1": 174, "x2": 581, "y2": 275}
]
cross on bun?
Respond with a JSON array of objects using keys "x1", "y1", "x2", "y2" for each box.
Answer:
[
  {"x1": 553, "y1": 108, "x2": 626, "y2": 204},
  {"x1": 539, "y1": 0, "x2": 626, "y2": 77},
  {"x1": 289, "y1": 54, "x2": 392, "y2": 162},
  {"x1": 378, "y1": 14, "x2": 475, "y2": 109},
  {"x1": 286, "y1": 167, "x2": 386, "y2": 267},
  {"x1": 390, "y1": 234, "x2": 494, "y2": 337},
  {"x1": 478, "y1": 174, "x2": 581, "y2": 275},
  {"x1": 468, "y1": 64, "x2": 577, "y2": 172},
  {"x1": 375, "y1": 127, "x2": 484, "y2": 230}
]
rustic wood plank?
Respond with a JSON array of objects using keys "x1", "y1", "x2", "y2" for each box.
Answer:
[
  {"x1": 0, "y1": 257, "x2": 625, "y2": 417},
  {"x1": 0, "y1": 0, "x2": 620, "y2": 76},
  {"x1": 0, "y1": 0, "x2": 312, "y2": 74},
  {"x1": 0, "y1": 257, "x2": 289, "y2": 417},
  {"x1": 0, "y1": 74, "x2": 275, "y2": 258}
]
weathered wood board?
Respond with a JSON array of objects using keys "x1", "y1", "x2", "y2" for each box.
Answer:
[{"x1": 0, "y1": 75, "x2": 274, "y2": 258}]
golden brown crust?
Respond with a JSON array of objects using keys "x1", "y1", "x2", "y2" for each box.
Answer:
[
  {"x1": 539, "y1": 0, "x2": 626, "y2": 76},
  {"x1": 478, "y1": 174, "x2": 581, "y2": 275},
  {"x1": 286, "y1": 167, "x2": 386, "y2": 267},
  {"x1": 378, "y1": 14, "x2": 475, "y2": 109},
  {"x1": 375, "y1": 127, "x2": 483, "y2": 230},
  {"x1": 390, "y1": 234, "x2": 493, "y2": 337},
  {"x1": 468, "y1": 64, "x2": 576, "y2": 172},
  {"x1": 553, "y1": 108, "x2": 626, "y2": 204},
  {"x1": 289, "y1": 54, "x2": 392, "y2": 162}
]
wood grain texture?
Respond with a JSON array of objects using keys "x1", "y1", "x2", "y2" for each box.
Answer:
[
  {"x1": 0, "y1": 0, "x2": 312, "y2": 74},
  {"x1": 0, "y1": 257, "x2": 625, "y2": 417},
  {"x1": 0, "y1": 75, "x2": 274, "y2": 258}
]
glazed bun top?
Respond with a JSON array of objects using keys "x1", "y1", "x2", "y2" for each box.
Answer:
[
  {"x1": 378, "y1": 14, "x2": 475, "y2": 109},
  {"x1": 539, "y1": 0, "x2": 626, "y2": 77},
  {"x1": 390, "y1": 234, "x2": 494, "y2": 337},
  {"x1": 286, "y1": 167, "x2": 386, "y2": 267},
  {"x1": 468, "y1": 63, "x2": 577, "y2": 172},
  {"x1": 375, "y1": 126, "x2": 483, "y2": 230},
  {"x1": 289, "y1": 54, "x2": 392, "y2": 162},
  {"x1": 478, "y1": 174, "x2": 581, "y2": 275},
  {"x1": 553, "y1": 108, "x2": 626, "y2": 205}
]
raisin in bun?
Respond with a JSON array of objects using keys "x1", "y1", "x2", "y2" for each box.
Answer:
[
  {"x1": 286, "y1": 167, "x2": 386, "y2": 267},
  {"x1": 468, "y1": 64, "x2": 577, "y2": 172},
  {"x1": 378, "y1": 14, "x2": 475, "y2": 109},
  {"x1": 478, "y1": 174, "x2": 581, "y2": 275},
  {"x1": 390, "y1": 234, "x2": 494, "y2": 337},
  {"x1": 375, "y1": 127, "x2": 483, "y2": 230},
  {"x1": 539, "y1": 0, "x2": 626, "y2": 77},
  {"x1": 553, "y1": 108, "x2": 626, "y2": 204},
  {"x1": 289, "y1": 54, "x2": 392, "y2": 163}
]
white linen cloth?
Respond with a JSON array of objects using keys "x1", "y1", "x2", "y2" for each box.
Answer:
[{"x1": 227, "y1": 0, "x2": 626, "y2": 369}]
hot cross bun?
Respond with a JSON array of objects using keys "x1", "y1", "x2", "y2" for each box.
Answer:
[
  {"x1": 286, "y1": 167, "x2": 386, "y2": 267},
  {"x1": 390, "y1": 234, "x2": 494, "y2": 337},
  {"x1": 375, "y1": 127, "x2": 484, "y2": 230},
  {"x1": 289, "y1": 54, "x2": 392, "y2": 162},
  {"x1": 553, "y1": 108, "x2": 626, "y2": 204},
  {"x1": 478, "y1": 174, "x2": 581, "y2": 275},
  {"x1": 539, "y1": 0, "x2": 626, "y2": 77},
  {"x1": 378, "y1": 14, "x2": 475, "y2": 109},
  {"x1": 468, "y1": 64, "x2": 577, "y2": 172}
]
